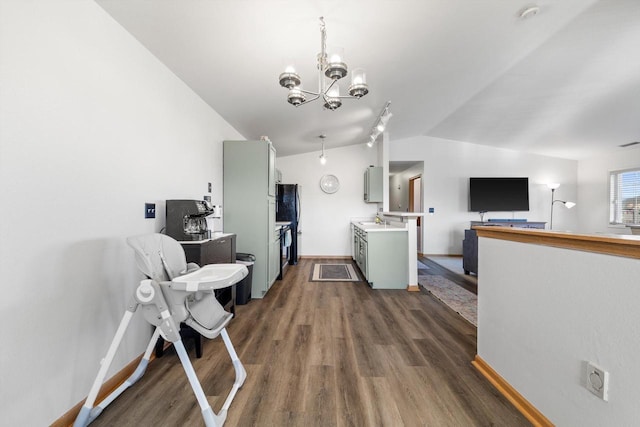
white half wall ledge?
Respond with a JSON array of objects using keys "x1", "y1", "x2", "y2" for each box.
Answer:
[{"x1": 476, "y1": 227, "x2": 640, "y2": 426}]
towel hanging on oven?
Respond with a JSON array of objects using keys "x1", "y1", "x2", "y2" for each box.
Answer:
[{"x1": 284, "y1": 229, "x2": 292, "y2": 247}]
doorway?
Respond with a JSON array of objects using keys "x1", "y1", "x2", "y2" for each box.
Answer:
[{"x1": 389, "y1": 161, "x2": 424, "y2": 254}]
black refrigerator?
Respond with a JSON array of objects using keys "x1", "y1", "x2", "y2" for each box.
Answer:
[{"x1": 276, "y1": 184, "x2": 300, "y2": 265}]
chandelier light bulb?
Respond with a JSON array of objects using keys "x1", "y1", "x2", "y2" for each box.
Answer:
[
  {"x1": 323, "y1": 84, "x2": 342, "y2": 110},
  {"x1": 320, "y1": 154, "x2": 327, "y2": 165},
  {"x1": 287, "y1": 87, "x2": 306, "y2": 106},
  {"x1": 348, "y1": 68, "x2": 368, "y2": 98},
  {"x1": 377, "y1": 122, "x2": 385, "y2": 132}
]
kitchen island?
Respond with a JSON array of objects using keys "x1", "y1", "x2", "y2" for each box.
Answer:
[
  {"x1": 351, "y1": 219, "x2": 408, "y2": 289},
  {"x1": 382, "y1": 212, "x2": 424, "y2": 292}
]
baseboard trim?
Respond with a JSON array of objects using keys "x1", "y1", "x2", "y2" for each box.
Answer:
[
  {"x1": 472, "y1": 355, "x2": 554, "y2": 427},
  {"x1": 300, "y1": 255, "x2": 351, "y2": 259},
  {"x1": 53, "y1": 343, "x2": 168, "y2": 427},
  {"x1": 406, "y1": 284, "x2": 421, "y2": 292}
]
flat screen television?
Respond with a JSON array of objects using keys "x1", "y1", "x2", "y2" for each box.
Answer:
[{"x1": 469, "y1": 177, "x2": 530, "y2": 212}]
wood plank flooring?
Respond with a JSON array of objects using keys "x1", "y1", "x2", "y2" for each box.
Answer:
[{"x1": 90, "y1": 258, "x2": 529, "y2": 427}]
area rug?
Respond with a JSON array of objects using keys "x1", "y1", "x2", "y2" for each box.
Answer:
[
  {"x1": 418, "y1": 275, "x2": 477, "y2": 326},
  {"x1": 311, "y1": 263, "x2": 361, "y2": 282}
]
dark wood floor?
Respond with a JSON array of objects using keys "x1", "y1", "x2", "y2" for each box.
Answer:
[
  {"x1": 90, "y1": 258, "x2": 529, "y2": 427},
  {"x1": 420, "y1": 256, "x2": 478, "y2": 295}
]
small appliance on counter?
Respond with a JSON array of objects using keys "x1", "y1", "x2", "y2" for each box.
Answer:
[{"x1": 166, "y1": 199, "x2": 214, "y2": 241}]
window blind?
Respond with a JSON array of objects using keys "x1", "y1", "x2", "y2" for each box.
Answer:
[{"x1": 610, "y1": 168, "x2": 640, "y2": 225}]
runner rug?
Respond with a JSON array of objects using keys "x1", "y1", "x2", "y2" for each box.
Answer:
[
  {"x1": 311, "y1": 263, "x2": 360, "y2": 282},
  {"x1": 418, "y1": 274, "x2": 477, "y2": 326}
]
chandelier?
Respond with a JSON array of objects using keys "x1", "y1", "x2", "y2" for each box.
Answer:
[{"x1": 278, "y1": 17, "x2": 369, "y2": 110}]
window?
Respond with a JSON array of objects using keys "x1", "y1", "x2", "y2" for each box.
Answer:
[{"x1": 610, "y1": 168, "x2": 640, "y2": 225}]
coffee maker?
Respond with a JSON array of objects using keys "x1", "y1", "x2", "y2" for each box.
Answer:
[{"x1": 166, "y1": 200, "x2": 214, "y2": 241}]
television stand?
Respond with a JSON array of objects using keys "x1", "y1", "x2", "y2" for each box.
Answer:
[{"x1": 462, "y1": 221, "x2": 546, "y2": 275}]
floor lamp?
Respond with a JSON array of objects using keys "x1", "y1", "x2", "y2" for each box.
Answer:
[{"x1": 547, "y1": 183, "x2": 576, "y2": 229}]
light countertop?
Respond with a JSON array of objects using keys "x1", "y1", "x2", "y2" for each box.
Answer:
[
  {"x1": 351, "y1": 220, "x2": 407, "y2": 232},
  {"x1": 178, "y1": 232, "x2": 234, "y2": 244}
]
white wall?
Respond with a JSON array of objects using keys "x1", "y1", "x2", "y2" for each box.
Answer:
[
  {"x1": 390, "y1": 136, "x2": 578, "y2": 254},
  {"x1": 478, "y1": 236, "x2": 640, "y2": 426},
  {"x1": 276, "y1": 144, "x2": 379, "y2": 256},
  {"x1": 577, "y1": 146, "x2": 640, "y2": 234},
  {"x1": 0, "y1": 1, "x2": 243, "y2": 425}
]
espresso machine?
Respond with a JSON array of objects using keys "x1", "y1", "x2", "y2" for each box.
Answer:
[{"x1": 166, "y1": 199, "x2": 214, "y2": 241}]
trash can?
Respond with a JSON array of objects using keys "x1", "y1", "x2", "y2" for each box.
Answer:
[{"x1": 235, "y1": 253, "x2": 255, "y2": 305}]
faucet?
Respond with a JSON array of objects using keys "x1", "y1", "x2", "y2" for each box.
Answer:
[{"x1": 375, "y1": 215, "x2": 388, "y2": 226}]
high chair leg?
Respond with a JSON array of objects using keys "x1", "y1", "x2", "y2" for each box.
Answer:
[
  {"x1": 219, "y1": 328, "x2": 247, "y2": 413},
  {"x1": 173, "y1": 339, "x2": 227, "y2": 427}
]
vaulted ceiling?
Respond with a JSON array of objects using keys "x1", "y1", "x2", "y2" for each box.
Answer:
[{"x1": 96, "y1": 0, "x2": 640, "y2": 160}]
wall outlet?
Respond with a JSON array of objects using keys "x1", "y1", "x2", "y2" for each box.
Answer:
[
  {"x1": 208, "y1": 182, "x2": 212, "y2": 193},
  {"x1": 585, "y1": 361, "x2": 609, "y2": 401}
]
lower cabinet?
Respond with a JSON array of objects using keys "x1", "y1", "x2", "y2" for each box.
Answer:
[
  {"x1": 352, "y1": 225, "x2": 408, "y2": 289},
  {"x1": 181, "y1": 234, "x2": 237, "y2": 314}
]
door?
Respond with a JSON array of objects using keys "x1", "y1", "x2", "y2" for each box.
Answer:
[{"x1": 409, "y1": 175, "x2": 422, "y2": 254}]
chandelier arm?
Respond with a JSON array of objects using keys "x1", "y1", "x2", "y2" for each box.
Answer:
[
  {"x1": 299, "y1": 89, "x2": 321, "y2": 96},
  {"x1": 322, "y1": 78, "x2": 338, "y2": 96},
  {"x1": 292, "y1": 94, "x2": 321, "y2": 107},
  {"x1": 303, "y1": 94, "x2": 321, "y2": 103}
]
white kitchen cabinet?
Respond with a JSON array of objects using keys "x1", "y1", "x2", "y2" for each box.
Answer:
[
  {"x1": 351, "y1": 223, "x2": 408, "y2": 289},
  {"x1": 364, "y1": 166, "x2": 383, "y2": 203},
  {"x1": 223, "y1": 140, "x2": 277, "y2": 298}
]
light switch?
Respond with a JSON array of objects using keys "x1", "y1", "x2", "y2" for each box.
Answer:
[{"x1": 145, "y1": 203, "x2": 156, "y2": 219}]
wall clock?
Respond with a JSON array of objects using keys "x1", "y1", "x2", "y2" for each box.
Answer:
[{"x1": 320, "y1": 174, "x2": 340, "y2": 194}]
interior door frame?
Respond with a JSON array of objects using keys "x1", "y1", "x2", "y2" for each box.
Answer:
[{"x1": 408, "y1": 174, "x2": 422, "y2": 254}]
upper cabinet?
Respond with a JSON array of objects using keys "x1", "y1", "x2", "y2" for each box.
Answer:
[{"x1": 364, "y1": 166, "x2": 383, "y2": 203}]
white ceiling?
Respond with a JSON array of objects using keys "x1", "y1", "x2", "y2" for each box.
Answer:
[{"x1": 96, "y1": 0, "x2": 640, "y2": 160}]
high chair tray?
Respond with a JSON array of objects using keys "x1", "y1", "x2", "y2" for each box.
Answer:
[{"x1": 171, "y1": 263, "x2": 248, "y2": 291}]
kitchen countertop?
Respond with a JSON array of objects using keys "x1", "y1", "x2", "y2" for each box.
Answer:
[
  {"x1": 383, "y1": 211, "x2": 425, "y2": 217},
  {"x1": 178, "y1": 232, "x2": 235, "y2": 244},
  {"x1": 351, "y1": 220, "x2": 407, "y2": 232}
]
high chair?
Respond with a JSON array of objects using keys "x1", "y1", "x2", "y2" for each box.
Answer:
[{"x1": 74, "y1": 233, "x2": 248, "y2": 427}]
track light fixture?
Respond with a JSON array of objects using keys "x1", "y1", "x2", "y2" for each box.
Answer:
[
  {"x1": 278, "y1": 17, "x2": 369, "y2": 110},
  {"x1": 366, "y1": 101, "x2": 392, "y2": 147}
]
